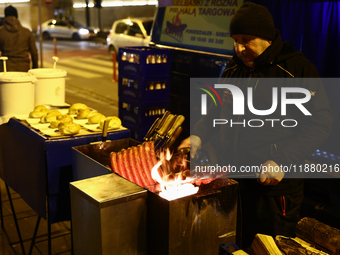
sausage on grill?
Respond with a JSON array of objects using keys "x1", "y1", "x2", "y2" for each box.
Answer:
[
  {"x1": 122, "y1": 149, "x2": 135, "y2": 183},
  {"x1": 128, "y1": 147, "x2": 145, "y2": 187},
  {"x1": 116, "y1": 151, "x2": 128, "y2": 179},
  {"x1": 138, "y1": 144, "x2": 156, "y2": 186},
  {"x1": 110, "y1": 151, "x2": 119, "y2": 174}
]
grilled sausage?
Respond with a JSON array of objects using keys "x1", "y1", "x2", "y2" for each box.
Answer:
[
  {"x1": 110, "y1": 151, "x2": 119, "y2": 174},
  {"x1": 132, "y1": 146, "x2": 149, "y2": 187},
  {"x1": 138, "y1": 144, "x2": 156, "y2": 185},
  {"x1": 128, "y1": 147, "x2": 145, "y2": 187},
  {"x1": 122, "y1": 149, "x2": 135, "y2": 183},
  {"x1": 117, "y1": 151, "x2": 128, "y2": 179}
]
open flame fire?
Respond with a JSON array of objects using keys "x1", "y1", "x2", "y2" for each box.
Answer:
[{"x1": 151, "y1": 148, "x2": 199, "y2": 201}]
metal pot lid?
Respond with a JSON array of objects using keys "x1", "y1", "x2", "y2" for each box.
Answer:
[
  {"x1": 28, "y1": 68, "x2": 67, "y2": 78},
  {"x1": 0, "y1": 72, "x2": 36, "y2": 83}
]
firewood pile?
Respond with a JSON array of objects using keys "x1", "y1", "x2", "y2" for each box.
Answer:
[{"x1": 236, "y1": 217, "x2": 340, "y2": 255}]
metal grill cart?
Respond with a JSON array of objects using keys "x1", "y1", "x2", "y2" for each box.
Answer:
[
  {"x1": 118, "y1": 46, "x2": 172, "y2": 141},
  {"x1": 68, "y1": 2, "x2": 243, "y2": 253},
  {"x1": 71, "y1": 139, "x2": 238, "y2": 255},
  {"x1": 0, "y1": 118, "x2": 130, "y2": 255}
]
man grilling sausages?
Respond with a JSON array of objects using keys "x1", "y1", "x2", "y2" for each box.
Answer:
[{"x1": 178, "y1": 2, "x2": 333, "y2": 249}]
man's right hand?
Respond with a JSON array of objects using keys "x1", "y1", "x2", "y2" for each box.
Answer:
[
  {"x1": 178, "y1": 135, "x2": 202, "y2": 158},
  {"x1": 258, "y1": 160, "x2": 284, "y2": 186}
]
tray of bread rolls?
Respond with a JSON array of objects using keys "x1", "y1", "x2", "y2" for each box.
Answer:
[{"x1": 18, "y1": 103, "x2": 126, "y2": 137}]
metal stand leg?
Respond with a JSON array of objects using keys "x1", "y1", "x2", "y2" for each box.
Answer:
[
  {"x1": 71, "y1": 219, "x2": 74, "y2": 255},
  {"x1": 28, "y1": 216, "x2": 41, "y2": 255},
  {"x1": 28, "y1": 216, "x2": 52, "y2": 255},
  {"x1": 0, "y1": 180, "x2": 4, "y2": 229},
  {"x1": 46, "y1": 192, "x2": 52, "y2": 255},
  {"x1": 5, "y1": 184, "x2": 26, "y2": 255},
  {"x1": 48, "y1": 221, "x2": 52, "y2": 255}
]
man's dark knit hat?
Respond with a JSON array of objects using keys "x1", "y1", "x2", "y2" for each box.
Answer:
[
  {"x1": 230, "y1": 2, "x2": 275, "y2": 41},
  {"x1": 5, "y1": 5, "x2": 18, "y2": 18}
]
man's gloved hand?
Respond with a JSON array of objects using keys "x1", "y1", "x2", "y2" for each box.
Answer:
[
  {"x1": 258, "y1": 160, "x2": 285, "y2": 186},
  {"x1": 178, "y1": 135, "x2": 202, "y2": 158}
]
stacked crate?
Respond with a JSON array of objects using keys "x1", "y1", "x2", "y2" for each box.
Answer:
[{"x1": 118, "y1": 46, "x2": 172, "y2": 141}]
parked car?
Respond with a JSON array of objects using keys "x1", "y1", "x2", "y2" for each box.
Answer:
[
  {"x1": 38, "y1": 19, "x2": 98, "y2": 40},
  {"x1": 107, "y1": 17, "x2": 154, "y2": 54}
]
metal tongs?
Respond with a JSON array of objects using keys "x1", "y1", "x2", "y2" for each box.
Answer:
[
  {"x1": 90, "y1": 118, "x2": 110, "y2": 145},
  {"x1": 144, "y1": 111, "x2": 185, "y2": 150}
]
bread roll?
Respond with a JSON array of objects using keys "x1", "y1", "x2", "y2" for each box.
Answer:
[
  {"x1": 49, "y1": 114, "x2": 73, "y2": 128},
  {"x1": 29, "y1": 105, "x2": 49, "y2": 118},
  {"x1": 87, "y1": 111, "x2": 97, "y2": 119},
  {"x1": 88, "y1": 113, "x2": 106, "y2": 124},
  {"x1": 69, "y1": 103, "x2": 88, "y2": 115},
  {"x1": 99, "y1": 116, "x2": 122, "y2": 130},
  {"x1": 40, "y1": 110, "x2": 62, "y2": 123},
  {"x1": 77, "y1": 108, "x2": 91, "y2": 119},
  {"x1": 58, "y1": 122, "x2": 81, "y2": 135}
]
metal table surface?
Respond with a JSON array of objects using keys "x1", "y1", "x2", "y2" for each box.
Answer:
[{"x1": 0, "y1": 117, "x2": 130, "y2": 224}]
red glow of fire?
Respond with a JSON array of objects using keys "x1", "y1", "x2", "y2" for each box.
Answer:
[{"x1": 151, "y1": 149, "x2": 199, "y2": 201}]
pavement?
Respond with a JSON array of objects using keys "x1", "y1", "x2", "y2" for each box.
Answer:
[{"x1": 0, "y1": 178, "x2": 72, "y2": 255}]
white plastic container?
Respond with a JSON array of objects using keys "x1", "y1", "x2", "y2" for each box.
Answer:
[
  {"x1": 28, "y1": 68, "x2": 67, "y2": 106},
  {"x1": 0, "y1": 72, "x2": 36, "y2": 116}
]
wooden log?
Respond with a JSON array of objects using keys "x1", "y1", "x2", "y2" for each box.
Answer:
[
  {"x1": 249, "y1": 234, "x2": 282, "y2": 255},
  {"x1": 275, "y1": 235, "x2": 328, "y2": 255},
  {"x1": 295, "y1": 217, "x2": 340, "y2": 255},
  {"x1": 233, "y1": 250, "x2": 249, "y2": 255}
]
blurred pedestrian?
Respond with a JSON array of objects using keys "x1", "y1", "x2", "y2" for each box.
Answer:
[{"x1": 0, "y1": 5, "x2": 38, "y2": 72}]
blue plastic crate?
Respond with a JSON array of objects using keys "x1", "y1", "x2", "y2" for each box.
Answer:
[
  {"x1": 118, "y1": 46, "x2": 172, "y2": 77},
  {"x1": 119, "y1": 73, "x2": 170, "y2": 103},
  {"x1": 119, "y1": 98, "x2": 170, "y2": 130}
]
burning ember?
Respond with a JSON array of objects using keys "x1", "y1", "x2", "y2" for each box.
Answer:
[
  {"x1": 151, "y1": 148, "x2": 199, "y2": 201},
  {"x1": 109, "y1": 141, "x2": 200, "y2": 201}
]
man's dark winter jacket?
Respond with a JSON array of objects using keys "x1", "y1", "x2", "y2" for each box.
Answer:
[
  {"x1": 0, "y1": 16, "x2": 38, "y2": 72},
  {"x1": 192, "y1": 30, "x2": 333, "y2": 195}
]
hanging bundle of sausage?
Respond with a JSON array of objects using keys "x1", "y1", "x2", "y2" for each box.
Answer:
[
  {"x1": 110, "y1": 111, "x2": 186, "y2": 188},
  {"x1": 110, "y1": 141, "x2": 161, "y2": 187}
]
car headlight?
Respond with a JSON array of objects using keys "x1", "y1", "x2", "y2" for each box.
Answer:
[{"x1": 79, "y1": 28, "x2": 89, "y2": 35}]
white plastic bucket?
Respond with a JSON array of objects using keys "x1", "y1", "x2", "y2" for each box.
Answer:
[
  {"x1": 0, "y1": 72, "x2": 36, "y2": 116},
  {"x1": 28, "y1": 68, "x2": 67, "y2": 106}
]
